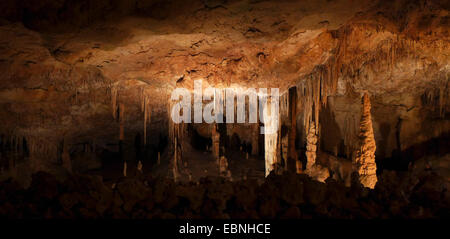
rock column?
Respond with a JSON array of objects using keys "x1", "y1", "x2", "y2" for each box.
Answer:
[
  {"x1": 305, "y1": 124, "x2": 317, "y2": 170},
  {"x1": 212, "y1": 124, "x2": 220, "y2": 163},
  {"x1": 354, "y1": 93, "x2": 377, "y2": 189},
  {"x1": 61, "y1": 139, "x2": 72, "y2": 173}
]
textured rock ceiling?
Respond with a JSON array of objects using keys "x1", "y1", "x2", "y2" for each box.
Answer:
[{"x1": 0, "y1": 0, "x2": 448, "y2": 166}]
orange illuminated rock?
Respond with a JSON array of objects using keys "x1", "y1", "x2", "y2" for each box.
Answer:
[{"x1": 354, "y1": 93, "x2": 377, "y2": 189}]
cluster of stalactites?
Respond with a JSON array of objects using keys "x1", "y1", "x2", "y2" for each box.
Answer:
[
  {"x1": 297, "y1": 64, "x2": 338, "y2": 136},
  {"x1": 167, "y1": 96, "x2": 186, "y2": 181},
  {"x1": 336, "y1": 25, "x2": 428, "y2": 85},
  {"x1": 141, "y1": 87, "x2": 152, "y2": 145},
  {"x1": 422, "y1": 77, "x2": 449, "y2": 118},
  {"x1": 354, "y1": 93, "x2": 377, "y2": 189},
  {"x1": 343, "y1": 112, "x2": 359, "y2": 159},
  {"x1": 19, "y1": 133, "x2": 58, "y2": 171}
]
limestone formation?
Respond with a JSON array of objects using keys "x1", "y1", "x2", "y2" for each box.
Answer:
[
  {"x1": 219, "y1": 156, "x2": 229, "y2": 175},
  {"x1": 123, "y1": 161, "x2": 127, "y2": 177},
  {"x1": 281, "y1": 134, "x2": 289, "y2": 172},
  {"x1": 251, "y1": 123, "x2": 259, "y2": 156},
  {"x1": 263, "y1": 97, "x2": 279, "y2": 177},
  {"x1": 0, "y1": 0, "x2": 448, "y2": 220},
  {"x1": 119, "y1": 103, "x2": 125, "y2": 142},
  {"x1": 304, "y1": 123, "x2": 329, "y2": 182},
  {"x1": 307, "y1": 165, "x2": 330, "y2": 183},
  {"x1": 354, "y1": 93, "x2": 378, "y2": 189},
  {"x1": 296, "y1": 161, "x2": 303, "y2": 174},
  {"x1": 305, "y1": 124, "x2": 318, "y2": 170},
  {"x1": 212, "y1": 124, "x2": 220, "y2": 162},
  {"x1": 137, "y1": 161, "x2": 143, "y2": 173}
]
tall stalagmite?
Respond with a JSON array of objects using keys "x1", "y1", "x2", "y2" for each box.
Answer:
[
  {"x1": 263, "y1": 98, "x2": 279, "y2": 177},
  {"x1": 212, "y1": 124, "x2": 220, "y2": 162},
  {"x1": 305, "y1": 124, "x2": 317, "y2": 170},
  {"x1": 354, "y1": 93, "x2": 377, "y2": 189}
]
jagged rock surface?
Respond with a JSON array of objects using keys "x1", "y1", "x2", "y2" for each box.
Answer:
[{"x1": 354, "y1": 93, "x2": 378, "y2": 188}]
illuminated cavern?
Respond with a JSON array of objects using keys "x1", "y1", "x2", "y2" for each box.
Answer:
[{"x1": 0, "y1": 0, "x2": 448, "y2": 219}]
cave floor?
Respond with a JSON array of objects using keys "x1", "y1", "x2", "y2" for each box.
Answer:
[{"x1": 86, "y1": 146, "x2": 266, "y2": 184}]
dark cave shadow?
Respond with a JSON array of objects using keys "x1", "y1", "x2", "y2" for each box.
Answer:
[{"x1": 378, "y1": 131, "x2": 450, "y2": 172}]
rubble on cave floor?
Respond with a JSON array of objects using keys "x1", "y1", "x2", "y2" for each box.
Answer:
[{"x1": 0, "y1": 164, "x2": 448, "y2": 219}]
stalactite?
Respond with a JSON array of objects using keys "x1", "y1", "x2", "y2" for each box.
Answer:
[
  {"x1": 212, "y1": 124, "x2": 220, "y2": 162},
  {"x1": 354, "y1": 93, "x2": 377, "y2": 189},
  {"x1": 144, "y1": 96, "x2": 148, "y2": 145},
  {"x1": 119, "y1": 103, "x2": 125, "y2": 141},
  {"x1": 173, "y1": 135, "x2": 179, "y2": 182},
  {"x1": 17, "y1": 133, "x2": 59, "y2": 172},
  {"x1": 111, "y1": 86, "x2": 118, "y2": 120},
  {"x1": 140, "y1": 88, "x2": 153, "y2": 145}
]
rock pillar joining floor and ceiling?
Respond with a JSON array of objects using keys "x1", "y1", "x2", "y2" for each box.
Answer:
[
  {"x1": 354, "y1": 93, "x2": 378, "y2": 189},
  {"x1": 304, "y1": 123, "x2": 330, "y2": 183},
  {"x1": 305, "y1": 124, "x2": 318, "y2": 170},
  {"x1": 263, "y1": 96, "x2": 279, "y2": 177},
  {"x1": 288, "y1": 87, "x2": 300, "y2": 173}
]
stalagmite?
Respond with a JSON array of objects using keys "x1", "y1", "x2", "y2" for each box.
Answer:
[
  {"x1": 305, "y1": 124, "x2": 317, "y2": 170},
  {"x1": 354, "y1": 93, "x2": 377, "y2": 189},
  {"x1": 137, "y1": 160, "x2": 143, "y2": 173},
  {"x1": 219, "y1": 156, "x2": 229, "y2": 176},
  {"x1": 111, "y1": 86, "x2": 118, "y2": 119},
  {"x1": 123, "y1": 161, "x2": 127, "y2": 177},
  {"x1": 173, "y1": 136, "x2": 178, "y2": 181},
  {"x1": 304, "y1": 123, "x2": 329, "y2": 182},
  {"x1": 281, "y1": 135, "x2": 288, "y2": 172},
  {"x1": 212, "y1": 124, "x2": 220, "y2": 162},
  {"x1": 144, "y1": 97, "x2": 148, "y2": 145},
  {"x1": 172, "y1": 122, "x2": 183, "y2": 182},
  {"x1": 119, "y1": 103, "x2": 125, "y2": 168}
]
